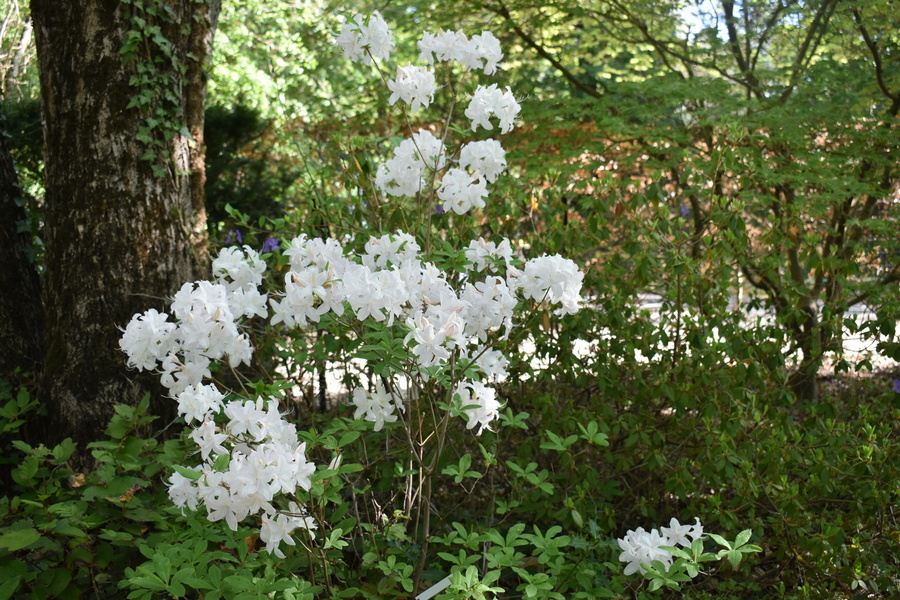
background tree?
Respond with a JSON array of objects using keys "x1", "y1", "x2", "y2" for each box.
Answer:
[
  {"x1": 19, "y1": 0, "x2": 220, "y2": 457},
  {"x1": 0, "y1": 111, "x2": 42, "y2": 389},
  {"x1": 416, "y1": 0, "x2": 900, "y2": 400}
]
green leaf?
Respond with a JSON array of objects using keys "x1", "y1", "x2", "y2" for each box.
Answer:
[
  {"x1": 212, "y1": 452, "x2": 230, "y2": 472},
  {"x1": 0, "y1": 577, "x2": 22, "y2": 600},
  {"x1": 52, "y1": 438, "x2": 77, "y2": 462},
  {"x1": 0, "y1": 527, "x2": 41, "y2": 551},
  {"x1": 734, "y1": 529, "x2": 752, "y2": 548},
  {"x1": 172, "y1": 465, "x2": 202, "y2": 480}
]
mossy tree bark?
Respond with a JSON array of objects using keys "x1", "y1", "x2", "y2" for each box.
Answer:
[{"x1": 29, "y1": 0, "x2": 220, "y2": 461}]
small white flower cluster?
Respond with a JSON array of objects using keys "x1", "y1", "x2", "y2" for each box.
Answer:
[
  {"x1": 374, "y1": 130, "x2": 448, "y2": 198},
  {"x1": 352, "y1": 381, "x2": 404, "y2": 431},
  {"x1": 334, "y1": 12, "x2": 394, "y2": 65},
  {"x1": 119, "y1": 246, "x2": 268, "y2": 396},
  {"x1": 169, "y1": 395, "x2": 317, "y2": 552},
  {"x1": 388, "y1": 65, "x2": 436, "y2": 112},
  {"x1": 519, "y1": 252, "x2": 584, "y2": 316},
  {"x1": 617, "y1": 518, "x2": 704, "y2": 575},
  {"x1": 418, "y1": 29, "x2": 503, "y2": 75},
  {"x1": 464, "y1": 84, "x2": 520, "y2": 134},
  {"x1": 336, "y1": 15, "x2": 521, "y2": 216},
  {"x1": 454, "y1": 380, "x2": 501, "y2": 435}
]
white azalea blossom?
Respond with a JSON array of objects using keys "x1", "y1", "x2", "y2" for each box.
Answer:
[
  {"x1": 437, "y1": 168, "x2": 488, "y2": 215},
  {"x1": 119, "y1": 308, "x2": 177, "y2": 371},
  {"x1": 417, "y1": 29, "x2": 503, "y2": 74},
  {"x1": 375, "y1": 130, "x2": 447, "y2": 198},
  {"x1": 459, "y1": 139, "x2": 507, "y2": 183},
  {"x1": 335, "y1": 12, "x2": 393, "y2": 65},
  {"x1": 387, "y1": 64, "x2": 437, "y2": 111},
  {"x1": 465, "y1": 84, "x2": 521, "y2": 134},
  {"x1": 212, "y1": 245, "x2": 266, "y2": 292},
  {"x1": 352, "y1": 382, "x2": 404, "y2": 431},
  {"x1": 176, "y1": 383, "x2": 225, "y2": 424},
  {"x1": 454, "y1": 380, "x2": 502, "y2": 434},
  {"x1": 521, "y1": 254, "x2": 585, "y2": 315},
  {"x1": 617, "y1": 518, "x2": 704, "y2": 575}
]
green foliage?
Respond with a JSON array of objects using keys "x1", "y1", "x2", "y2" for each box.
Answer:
[
  {"x1": 119, "y1": 0, "x2": 206, "y2": 176},
  {"x1": 204, "y1": 104, "x2": 298, "y2": 226},
  {"x1": 0, "y1": 390, "x2": 173, "y2": 599}
]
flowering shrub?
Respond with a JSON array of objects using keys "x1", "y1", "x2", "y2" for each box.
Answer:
[{"x1": 114, "y1": 11, "x2": 761, "y2": 598}]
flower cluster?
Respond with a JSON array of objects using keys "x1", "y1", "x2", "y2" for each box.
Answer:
[
  {"x1": 374, "y1": 130, "x2": 447, "y2": 198},
  {"x1": 465, "y1": 84, "x2": 520, "y2": 134},
  {"x1": 418, "y1": 29, "x2": 503, "y2": 75},
  {"x1": 272, "y1": 231, "x2": 583, "y2": 435},
  {"x1": 352, "y1": 381, "x2": 405, "y2": 431},
  {"x1": 121, "y1": 231, "x2": 584, "y2": 551},
  {"x1": 334, "y1": 12, "x2": 393, "y2": 65},
  {"x1": 387, "y1": 65, "x2": 437, "y2": 112},
  {"x1": 119, "y1": 246, "x2": 269, "y2": 395},
  {"x1": 337, "y1": 15, "x2": 520, "y2": 216},
  {"x1": 617, "y1": 518, "x2": 704, "y2": 575},
  {"x1": 169, "y1": 395, "x2": 316, "y2": 538}
]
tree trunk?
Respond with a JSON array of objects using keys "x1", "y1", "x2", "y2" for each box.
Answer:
[
  {"x1": 787, "y1": 304, "x2": 820, "y2": 402},
  {"x1": 30, "y1": 0, "x2": 219, "y2": 460},
  {"x1": 0, "y1": 110, "x2": 44, "y2": 388}
]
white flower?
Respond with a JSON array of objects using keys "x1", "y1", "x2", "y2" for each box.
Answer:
[
  {"x1": 260, "y1": 512, "x2": 297, "y2": 559},
  {"x1": 520, "y1": 254, "x2": 584, "y2": 315},
  {"x1": 120, "y1": 308, "x2": 177, "y2": 371},
  {"x1": 465, "y1": 84, "x2": 521, "y2": 134},
  {"x1": 405, "y1": 312, "x2": 457, "y2": 368},
  {"x1": 454, "y1": 380, "x2": 502, "y2": 434},
  {"x1": 352, "y1": 382, "x2": 403, "y2": 431},
  {"x1": 176, "y1": 383, "x2": 225, "y2": 424},
  {"x1": 160, "y1": 353, "x2": 211, "y2": 395},
  {"x1": 418, "y1": 29, "x2": 468, "y2": 64},
  {"x1": 259, "y1": 503, "x2": 317, "y2": 558},
  {"x1": 375, "y1": 130, "x2": 447, "y2": 198},
  {"x1": 437, "y1": 168, "x2": 488, "y2": 215},
  {"x1": 617, "y1": 527, "x2": 673, "y2": 575},
  {"x1": 168, "y1": 469, "x2": 200, "y2": 511},
  {"x1": 335, "y1": 12, "x2": 394, "y2": 65},
  {"x1": 459, "y1": 139, "x2": 507, "y2": 183},
  {"x1": 470, "y1": 31, "x2": 503, "y2": 75},
  {"x1": 474, "y1": 346, "x2": 509, "y2": 381},
  {"x1": 387, "y1": 64, "x2": 436, "y2": 112},
  {"x1": 225, "y1": 398, "x2": 269, "y2": 442},
  {"x1": 190, "y1": 419, "x2": 228, "y2": 461},
  {"x1": 460, "y1": 276, "x2": 516, "y2": 341},
  {"x1": 212, "y1": 245, "x2": 266, "y2": 292},
  {"x1": 363, "y1": 231, "x2": 421, "y2": 270},
  {"x1": 417, "y1": 29, "x2": 503, "y2": 74},
  {"x1": 228, "y1": 287, "x2": 268, "y2": 319},
  {"x1": 464, "y1": 237, "x2": 514, "y2": 273},
  {"x1": 660, "y1": 517, "x2": 703, "y2": 547}
]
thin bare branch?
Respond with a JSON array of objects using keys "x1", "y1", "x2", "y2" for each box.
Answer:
[
  {"x1": 488, "y1": 0, "x2": 604, "y2": 100},
  {"x1": 852, "y1": 7, "x2": 900, "y2": 116}
]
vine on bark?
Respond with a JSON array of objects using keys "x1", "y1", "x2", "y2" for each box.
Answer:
[{"x1": 120, "y1": 0, "x2": 202, "y2": 178}]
